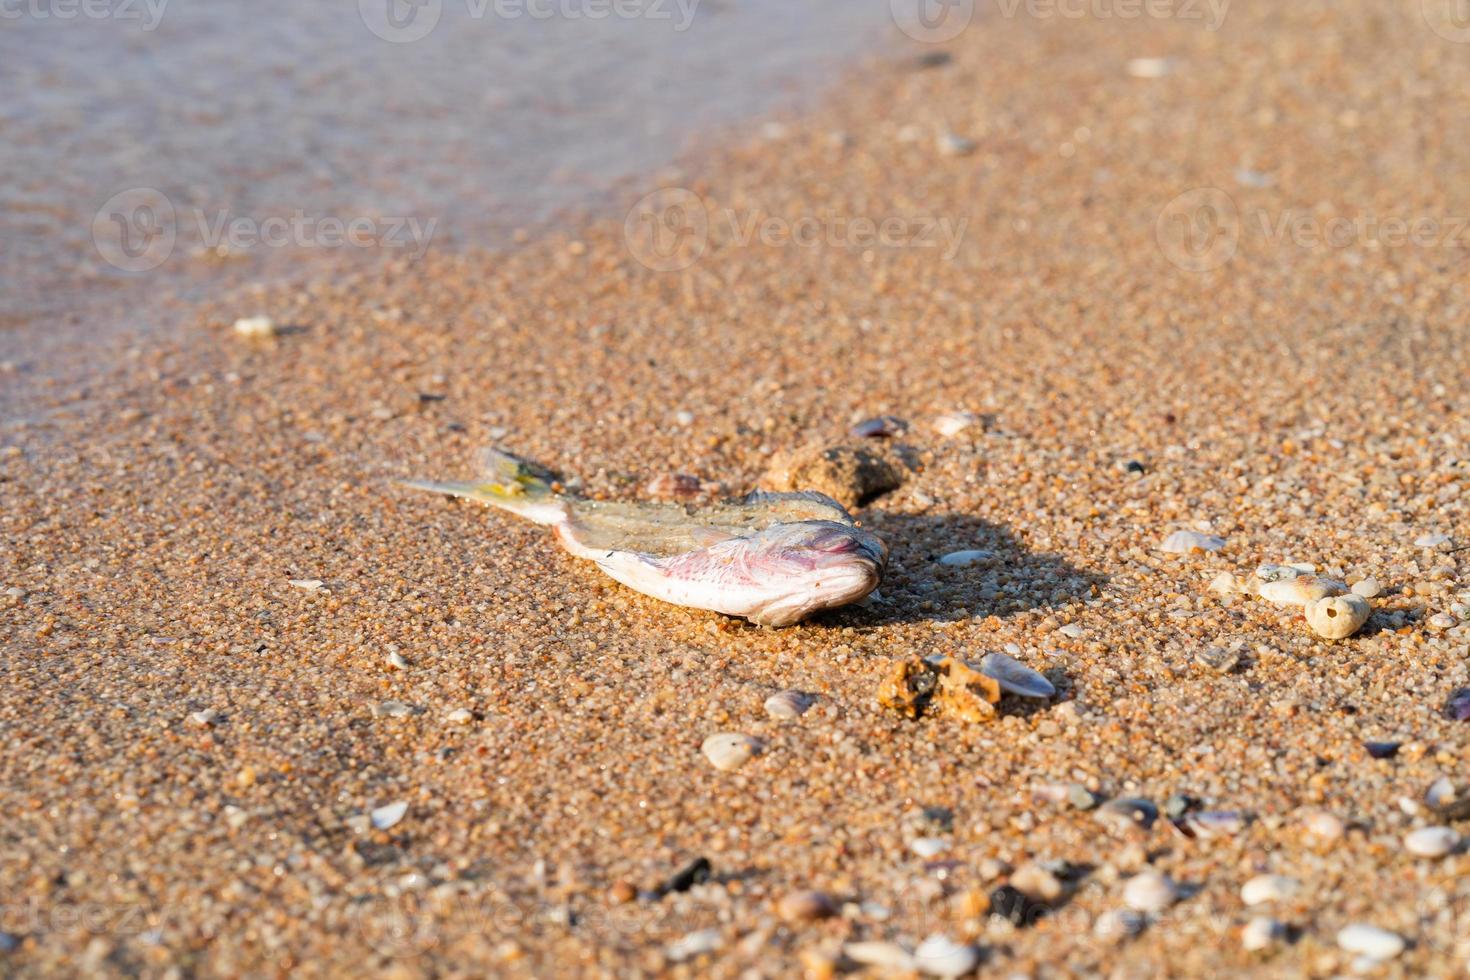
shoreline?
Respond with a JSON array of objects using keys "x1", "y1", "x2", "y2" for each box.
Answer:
[{"x1": 5, "y1": 2, "x2": 1470, "y2": 975}]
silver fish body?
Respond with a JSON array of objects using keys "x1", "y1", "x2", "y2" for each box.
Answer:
[{"x1": 405, "y1": 449, "x2": 886, "y2": 627}]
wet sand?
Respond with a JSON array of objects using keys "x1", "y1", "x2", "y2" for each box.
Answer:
[{"x1": 5, "y1": 1, "x2": 1470, "y2": 975}]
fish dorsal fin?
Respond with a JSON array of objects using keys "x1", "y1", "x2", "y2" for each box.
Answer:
[{"x1": 738, "y1": 489, "x2": 855, "y2": 524}]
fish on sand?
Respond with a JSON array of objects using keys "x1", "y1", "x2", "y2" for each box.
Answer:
[{"x1": 404, "y1": 449, "x2": 887, "y2": 627}]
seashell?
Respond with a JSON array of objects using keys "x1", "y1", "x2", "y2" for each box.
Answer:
[
  {"x1": 1257, "y1": 576, "x2": 1347, "y2": 607},
  {"x1": 1242, "y1": 916, "x2": 1286, "y2": 952},
  {"x1": 777, "y1": 890, "x2": 837, "y2": 922},
  {"x1": 844, "y1": 941, "x2": 914, "y2": 971},
  {"x1": 1010, "y1": 862, "x2": 1065, "y2": 902},
  {"x1": 936, "y1": 131, "x2": 977, "y2": 157},
  {"x1": 188, "y1": 709, "x2": 220, "y2": 727},
  {"x1": 1336, "y1": 923, "x2": 1404, "y2": 961},
  {"x1": 978, "y1": 652, "x2": 1056, "y2": 698},
  {"x1": 1174, "y1": 810, "x2": 1246, "y2": 839},
  {"x1": 1299, "y1": 809, "x2": 1345, "y2": 841},
  {"x1": 763, "y1": 690, "x2": 814, "y2": 720},
  {"x1": 1254, "y1": 563, "x2": 1309, "y2": 583},
  {"x1": 850, "y1": 415, "x2": 908, "y2": 438},
  {"x1": 701, "y1": 733, "x2": 762, "y2": 772},
  {"x1": 912, "y1": 935, "x2": 979, "y2": 978},
  {"x1": 1352, "y1": 577, "x2": 1382, "y2": 598},
  {"x1": 665, "y1": 928, "x2": 723, "y2": 963},
  {"x1": 288, "y1": 578, "x2": 325, "y2": 590},
  {"x1": 1122, "y1": 870, "x2": 1178, "y2": 913},
  {"x1": 1095, "y1": 798, "x2": 1159, "y2": 834},
  {"x1": 1427, "y1": 612, "x2": 1459, "y2": 632},
  {"x1": 933, "y1": 412, "x2": 982, "y2": 437},
  {"x1": 1126, "y1": 56, "x2": 1173, "y2": 78},
  {"x1": 1094, "y1": 908, "x2": 1146, "y2": 942},
  {"x1": 1404, "y1": 826, "x2": 1460, "y2": 858},
  {"x1": 1304, "y1": 594, "x2": 1371, "y2": 639},
  {"x1": 1443, "y1": 689, "x2": 1470, "y2": 722},
  {"x1": 911, "y1": 837, "x2": 948, "y2": 858},
  {"x1": 1160, "y1": 530, "x2": 1225, "y2": 554},
  {"x1": 444, "y1": 708, "x2": 474, "y2": 725},
  {"x1": 1415, "y1": 532, "x2": 1453, "y2": 549},
  {"x1": 938, "y1": 549, "x2": 994, "y2": 567},
  {"x1": 370, "y1": 801, "x2": 408, "y2": 830},
  {"x1": 233, "y1": 315, "x2": 277, "y2": 338},
  {"x1": 1208, "y1": 571, "x2": 1246, "y2": 595},
  {"x1": 1241, "y1": 874, "x2": 1299, "y2": 906}
]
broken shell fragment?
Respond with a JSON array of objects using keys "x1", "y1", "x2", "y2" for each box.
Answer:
[
  {"x1": 701, "y1": 733, "x2": 763, "y2": 771},
  {"x1": 1208, "y1": 572, "x2": 1246, "y2": 595},
  {"x1": 933, "y1": 412, "x2": 982, "y2": 437},
  {"x1": 978, "y1": 653, "x2": 1056, "y2": 698},
  {"x1": 850, "y1": 415, "x2": 908, "y2": 438},
  {"x1": 1257, "y1": 576, "x2": 1348, "y2": 607},
  {"x1": 1304, "y1": 594, "x2": 1371, "y2": 639},
  {"x1": 1160, "y1": 530, "x2": 1225, "y2": 554},
  {"x1": 938, "y1": 549, "x2": 994, "y2": 567},
  {"x1": 764, "y1": 690, "x2": 814, "y2": 720}
]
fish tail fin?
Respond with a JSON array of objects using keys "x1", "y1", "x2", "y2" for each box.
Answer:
[{"x1": 401, "y1": 447, "x2": 567, "y2": 525}]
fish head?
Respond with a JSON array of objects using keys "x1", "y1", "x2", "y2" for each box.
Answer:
[{"x1": 741, "y1": 520, "x2": 887, "y2": 626}]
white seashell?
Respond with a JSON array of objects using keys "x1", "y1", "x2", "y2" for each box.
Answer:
[
  {"x1": 844, "y1": 941, "x2": 914, "y2": 971},
  {"x1": 1178, "y1": 810, "x2": 1245, "y2": 838},
  {"x1": 665, "y1": 928, "x2": 723, "y2": 962},
  {"x1": 188, "y1": 709, "x2": 220, "y2": 727},
  {"x1": 763, "y1": 690, "x2": 814, "y2": 720},
  {"x1": 233, "y1": 315, "x2": 277, "y2": 338},
  {"x1": 370, "y1": 801, "x2": 408, "y2": 830},
  {"x1": 701, "y1": 733, "x2": 762, "y2": 772},
  {"x1": 1257, "y1": 576, "x2": 1347, "y2": 607},
  {"x1": 288, "y1": 579, "x2": 324, "y2": 590},
  {"x1": 1415, "y1": 533, "x2": 1452, "y2": 549},
  {"x1": 911, "y1": 837, "x2": 948, "y2": 858},
  {"x1": 1241, "y1": 874, "x2": 1299, "y2": 906},
  {"x1": 1122, "y1": 870, "x2": 1178, "y2": 913},
  {"x1": 933, "y1": 412, "x2": 981, "y2": 437},
  {"x1": 1300, "y1": 810, "x2": 1345, "y2": 841},
  {"x1": 1404, "y1": 826, "x2": 1460, "y2": 858},
  {"x1": 1304, "y1": 594, "x2": 1371, "y2": 640},
  {"x1": 1427, "y1": 612, "x2": 1459, "y2": 632},
  {"x1": 444, "y1": 708, "x2": 474, "y2": 725},
  {"x1": 1058, "y1": 623, "x2": 1086, "y2": 639},
  {"x1": 912, "y1": 936, "x2": 979, "y2": 978},
  {"x1": 1160, "y1": 530, "x2": 1225, "y2": 554},
  {"x1": 939, "y1": 549, "x2": 994, "y2": 567},
  {"x1": 1254, "y1": 563, "x2": 1308, "y2": 583},
  {"x1": 1126, "y1": 56, "x2": 1173, "y2": 78},
  {"x1": 978, "y1": 653, "x2": 1056, "y2": 698},
  {"x1": 1352, "y1": 577, "x2": 1382, "y2": 598},
  {"x1": 1094, "y1": 908, "x2": 1146, "y2": 942},
  {"x1": 1426, "y1": 777, "x2": 1458, "y2": 810},
  {"x1": 1336, "y1": 923, "x2": 1405, "y2": 960},
  {"x1": 387, "y1": 650, "x2": 409, "y2": 670},
  {"x1": 1242, "y1": 916, "x2": 1285, "y2": 952},
  {"x1": 1208, "y1": 572, "x2": 1246, "y2": 595},
  {"x1": 1011, "y1": 862, "x2": 1064, "y2": 901}
]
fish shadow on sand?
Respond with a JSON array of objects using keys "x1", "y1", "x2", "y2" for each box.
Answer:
[{"x1": 820, "y1": 511, "x2": 1106, "y2": 629}]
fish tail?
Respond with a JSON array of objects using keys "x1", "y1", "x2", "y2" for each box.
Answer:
[{"x1": 402, "y1": 447, "x2": 567, "y2": 525}]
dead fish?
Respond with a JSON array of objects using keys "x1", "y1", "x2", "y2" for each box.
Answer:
[{"x1": 403, "y1": 448, "x2": 887, "y2": 627}]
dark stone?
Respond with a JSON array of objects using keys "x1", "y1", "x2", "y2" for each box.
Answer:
[
  {"x1": 989, "y1": 885, "x2": 1050, "y2": 927},
  {"x1": 1364, "y1": 741, "x2": 1401, "y2": 759},
  {"x1": 1443, "y1": 688, "x2": 1470, "y2": 721},
  {"x1": 656, "y1": 857, "x2": 711, "y2": 897}
]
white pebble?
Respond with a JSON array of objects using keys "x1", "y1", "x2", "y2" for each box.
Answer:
[
  {"x1": 1301, "y1": 810, "x2": 1345, "y2": 841},
  {"x1": 1122, "y1": 870, "x2": 1178, "y2": 913},
  {"x1": 1160, "y1": 530, "x2": 1225, "y2": 554},
  {"x1": 387, "y1": 651, "x2": 409, "y2": 670},
  {"x1": 1404, "y1": 826, "x2": 1460, "y2": 858},
  {"x1": 1415, "y1": 533, "x2": 1452, "y2": 549},
  {"x1": 911, "y1": 837, "x2": 948, "y2": 858},
  {"x1": 1241, "y1": 916, "x2": 1285, "y2": 952},
  {"x1": 1126, "y1": 56, "x2": 1173, "y2": 78},
  {"x1": 232, "y1": 315, "x2": 277, "y2": 338},
  {"x1": 912, "y1": 935, "x2": 978, "y2": 978},
  {"x1": 1336, "y1": 923, "x2": 1405, "y2": 961},
  {"x1": 188, "y1": 709, "x2": 220, "y2": 727},
  {"x1": 674, "y1": 410, "x2": 695, "y2": 426},
  {"x1": 1058, "y1": 623, "x2": 1086, "y2": 639},
  {"x1": 936, "y1": 132, "x2": 976, "y2": 157},
  {"x1": 939, "y1": 549, "x2": 994, "y2": 567},
  {"x1": 933, "y1": 412, "x2": 981, "y2": 437},
  {"x1": 701, "y1": 732, "x2": 762, "y2": 772},
  {"x1": 1094, "y1": 908, "x2": 1146, "y2": 942},
  {"x1": 1427, "y1": 612, "x2": 1458, "y2": 632},
  {"x1": 1351, "y1": 577, "x2": 1382, "y2": 598},
  {"x1": 288, "y1": 579, "x2": 325, "y2": 591},
  {"x1": 843, "y1": 941, "x2": 914, "y2": 971},
  {"x1": 665, "y1": 928, "x2": 722, "y2": 962},
  {"x1": 444, "y1": 708, "x2": 474, "y2": 725},
  {"x1": 370, "y1": 801, "x2": 408, "y2": 830},
  {"x1": 1241, "y1": 874, "x2": 1299, "y2": 906}
]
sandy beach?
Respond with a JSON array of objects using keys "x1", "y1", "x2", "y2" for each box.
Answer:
[{"x1": 5, "y1": 1, "x2": 1470, "y2": 975}]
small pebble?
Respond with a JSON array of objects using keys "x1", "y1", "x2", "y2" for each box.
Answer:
[
  {"x1": 1122, "y1": 870, "x2": 1178, "y2": 913},
  {"x1": 1094, "y1": 908, "x2": 1146, "y2": 942},
  {"x1": 936, "y1": 132, "x2": 976, "y2": 157},
  {"x1": 1335, "y1": 923, "x2": 1405, "y2": 961},
  {"x1": 1160, "y1": 530, "x2": 1225, "y2": 554},
  {"x1": 1403, "y1": 826, "x2": 1459, "y2": 858},
  {"x1": 232, "y1": 315, "x2": 277, "y2": 338},
  {"x1": 1241, "y1": 874, "x2": 1299, "y2": 906},
  {"x1": 1301, "y1": 810, "x2": 1345, "y2": 841},
  {"x1": 1126, "y1": 56, "x2": 1173, "y2": 78},
  {"x1": 911, "y1": 837, "x2": 948, "y2": 859},
  {"x1": 933, "y1": 412, "x2": 981, "y2": 437},
  {"x1": 701, "y1": 732, "x2": 762, "y2": 772},
  {"x1": 1194, "y1": 646, "x2": 1240, "y2": 673},
  {"x1": 990, "y1": 884, "x2": 1049, "y2": 926},
  {"x1": 1364, "y1": 741, "x2": 1400, "y2": 759},
  {"x1": 1010, "y1": 862, "x2": 1064, "y2": 902},
  {"x1": 777, "y1": 890, "x2": 837, "y2": 922},
  {"x1": 843, "y1": 941, "x2": 913, "y2": 971},
  {"x1": 373, "y1": 700, "x2": 416, "y2": 718},
  {"x1": 370, "y1": 801, "x2": 408, "y2": 830},
  {"x1": 764, "y1": 690, "x2": 814, "y2": 720},
  {"x1": 938, "y1": 549, "x2": 994, "y2": 567},
  {"x1": 1067, "y1": 784, "x2": 1099, "y2": 810},
  {"x1": 1058, "y1": 623, "x2": 1085, "y2": 639},
  {"x1": 1241, "y1": 916, "x2": 1285, "y2": 952},
  {"x1": 850, "y1": 415, "x2": 908, "y2": 438},
  {"x1": 911, "y1": 935, "x2": 979, "y2": 978},
  {"x1": 444, "y1": 708, "x2": 474, "y2": 725},
  {"x1": 188, "y1": 709, "x2": 220, "y2": 727},
  {"x1": 1426, "y1": 612, "x2": 1458, "y2": 632},
  {"x1": 1442, "y1": 689, "x2": 1470, "y2": 721},
  {"x1": 1352, "y1": 577, "x2": 1382, "y2": 598},
  {"x1": 288, "y1": 579, "x2": 324, "y2": 591},
  {"x1": 665, "y1": 928, "x2": 722, "y2": 963},
  {"x1": 1415, "y1": 533, "x2": 1452, "y2": 549},
  {"x1": 387, "y1": 650, "x2": 409, "y2": 670},
  {"x1": 607, "y1": 881, "x2": 636, "y2": 904},
  {"x1": 1095, "y1": 798, "x2": 1159, "y2": 833}
]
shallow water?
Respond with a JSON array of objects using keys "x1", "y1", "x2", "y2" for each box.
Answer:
[{"x1": 0, "y1": 0, "x2": 889, "y2": 358}]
